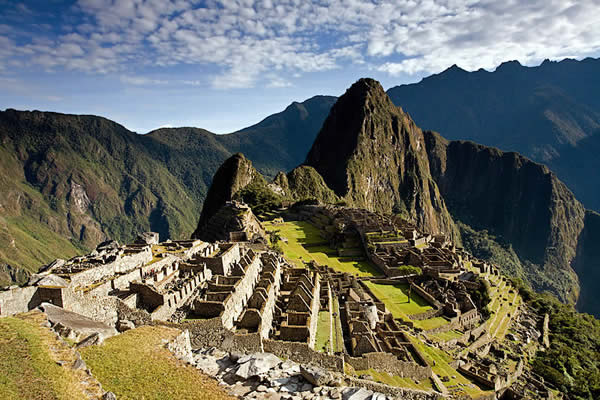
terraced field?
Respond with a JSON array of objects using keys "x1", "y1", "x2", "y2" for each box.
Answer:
[
  {"x1": 363, "y1": 281, "x2": 432, "y2": 316},
  {"x1": 263, "y1": 220, "x2": 379, "y2": 276},
  {"x1": 265, "y1": 220, "x2": 523, "y2": 396}
]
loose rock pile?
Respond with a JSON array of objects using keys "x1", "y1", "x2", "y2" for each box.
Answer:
[{"x1": 191, "y1": 348, "x2": 392, "y2": 400}]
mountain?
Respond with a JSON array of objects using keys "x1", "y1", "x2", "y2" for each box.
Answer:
[
  {"x1": 191, "y1": 153, "x2": 266, "y2": 237},
  {"x1": 424, "y1": 132, "x2": 585, "y2": 303},
  {"x1": 387, "y1": 57, "x2": 600, "y2": 211},
  {"x1": 304, "y1": 78, "x2": 459, "y2": 240},
  {"x1": 198, "y1": 78, "x2": 595, "y2": 312},
  {"x1": 0, "y1": 97, "x2": 335, "y2": 278},
  {"x1": 216, "y1": 96, "x2": 337, "y2": 178}
]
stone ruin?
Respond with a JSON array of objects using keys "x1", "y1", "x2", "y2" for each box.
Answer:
[{"x1": 0, "y1": 203, "x2": 558, "y2": 399}]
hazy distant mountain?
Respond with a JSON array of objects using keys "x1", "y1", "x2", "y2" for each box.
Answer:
[{"x1": 387, "y1": 57, "x2": 600, "y2": 211}]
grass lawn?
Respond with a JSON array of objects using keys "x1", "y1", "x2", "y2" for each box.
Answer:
[
  {"x1": 80, "y1": 326, "x2": 235, "y2": 400},
  {"x1": 429, "y1": 329, "x2": 464, "y2": 342},
  {"x1": 413, "y1": 317, "x2": 450, "y2": 331},
  {"x1": 264, "y1": 220, "x2": 379, "y2": 277},
  {"x1": 314, "y1": 311, "x2": 332, "y2": 353},
  {"x1": 363, "y1": 281, "x2": 433, "y2": 316},
  {"x1": 0, "y1": 311, "x2": 96, "y2": 400}
]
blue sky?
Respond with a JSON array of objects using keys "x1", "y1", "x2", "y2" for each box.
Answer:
[{"x1": 1, "y1": 0, "x2": 600, "y2": 133}]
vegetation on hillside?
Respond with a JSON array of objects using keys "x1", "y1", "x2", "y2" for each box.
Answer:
[{"x1": 512, "y1": 279, "x2": 600, "y2": 400}]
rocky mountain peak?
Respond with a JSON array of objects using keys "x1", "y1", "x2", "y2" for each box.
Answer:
[
  {"x1": 192, "y1": 153, "x2": 265, "y2": 237},
  {"x1": 305, "y1": 78, "x2": 459, "y2": 240}
]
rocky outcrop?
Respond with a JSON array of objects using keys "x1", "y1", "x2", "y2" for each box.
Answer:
[
  {"x1": 424, "y1": 132, "x2": 586, "y2": 303},
  {"x1": 305, "y1": 78, "x2": 459, "y2": 240},
  {"x1": 193, "y1": 153, "x2": 266, "y2": 238},
  {"x1": 193, "y1": 201, "x2": 266, "y2": 243}
]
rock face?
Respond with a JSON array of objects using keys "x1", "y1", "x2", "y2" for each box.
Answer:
[
  {"x1": 193, "y1": 201, "x2": 266, "y2": 243},
  {"x1": 424, "y1": 132, "x2": 586, "y2": 303},
  {"x1": 304, "y1": 78, "x2": 459, "y2": 240},
  {"x1": 573, "y1": 211, "x2": 600, "y2": 315},
  {"x1": 193, "y1": 153, "x2": 265, "y2": 238}
]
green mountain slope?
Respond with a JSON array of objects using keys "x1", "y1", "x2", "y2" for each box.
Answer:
[{"x1": 0, "y1": 96, "x2": 334, "y2": 278}]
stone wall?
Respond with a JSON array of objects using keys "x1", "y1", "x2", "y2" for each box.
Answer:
[
  {"x1": 197, "y1": 244, "x2": 241, "y2": 275},
  {"x1": 343, "y1": 377, "x2": 442, "y2": 400},
  {"x1": 308, "y1": 276, "x2": 321, "y2": 348},
  {"x1": 69, "y1": 248, "x2": 152, "y2": 288},
  {"x1": 166, "y1": 329, "x2": 193, "y2": 364},
  {"x1": 409, "y1": 307, "x2": 444, "y2": 321},
  {"x1": 183, "y1": 318, "x2": 230, "y2": 349},
  {"x1": 222, "y1": 332, "x2": 263, "y2": 353},
  {"x1": 62, "y1": 288, "x2": 121, "y2": 325},
  {"x1": 220, "y1": 254, "x2": 262, "y2": 329},
  {"x1": 150, "y1": 273, "x2": 207, "y2": 321},
  {"x1": 345, "y1": 353, "x2": 432, "y2": 381},
  {"x1": 410, "y1": 283, "x2": 441, "y2": 308},
  {"x1": 0, "y1": 286, "x2": 39, "y2": 316},
  {"x1": 263, "y1": 339, "x2": 344, "y2": 372},
  {"x1": 258, "y1": 262, "x2": 282, "y2": 339}
]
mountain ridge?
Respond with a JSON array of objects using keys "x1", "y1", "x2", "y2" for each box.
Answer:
[{"x1": 387, "y1": 56, "x2": 600, "y2": 211}]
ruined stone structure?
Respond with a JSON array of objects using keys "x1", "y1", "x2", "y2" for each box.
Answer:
[{"x1": 0, "y1": 203, "x2": 556, "y2": 399}]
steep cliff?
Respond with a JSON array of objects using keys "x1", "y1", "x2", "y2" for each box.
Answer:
[
  {"x1": 387, "y1": 57, "x2": 600, "y2": 211},
  {"x1": 573, "y1": 211, "x2": 600, "y2": 315},
  {"x1": 424, "y1": 132, "x2": 586, "y2": 303},
  {"x1": 304, "y1": 78, "x2": 459, "y2": 240},
  {"x1": 192, "y1": 153, "x2": 266, "y2": 238}
]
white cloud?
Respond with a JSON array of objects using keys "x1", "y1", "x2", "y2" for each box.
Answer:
[
  {"x1": 3, "y1": 0, "x2": 600, "y2": 87},
  {"x1": 120, "y1": 75, "x2": 169, "y2": 85}
]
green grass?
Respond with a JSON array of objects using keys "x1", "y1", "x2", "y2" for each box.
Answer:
[
  {"x1": 413, "y1": 317, "x2": 450, "y2": 331},
  {"x1": 0, "y1": 312, "x2": 92, "y2": 399},
  {"x1": 429, "y1": 329, "x2": 464, "y2": 342},
  {"x1": 80, "y1": 326, "x2": 235, "y2": 400},
  {"x1": 264, "y1": 220, "x2": 379, "y2": 277},
  {"x1": 314, "y1": 311, "x2": 332, "y2": 353},
  {"x1": 408, "y1": 334, "x2": 492, "y2": 397},
  {"x1": 355, "y1": 368, "x2": 434, "y2": 391},
  {"x1": 363, "y1": 281, "x2": 433, "y2": 316}
]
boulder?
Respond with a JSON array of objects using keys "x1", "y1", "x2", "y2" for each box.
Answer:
[
  {"x1": 371, "y1": 393, "x2": 387, "y2": 400},
  {"x1": 96, "y1": 240, "x2": 120, "y2": 253},
  {"x1": 300, "y1": 365, "x2": 334, "y2": 387},
  {"x1": 76, "y1": 333, "x2": 101, "y2": 348},
  {"x1": 72, "y1": 358, "x2": 87, "y2": 370},
  {"x1": 135, "y1": 232, "x2": 159, "y2": 245},
  {"x1": 116, "y1": 320, "x2": 135, "y2": 332},
  {"x1": 342, "y1": 388, "x2": 373, "y2": 400},
  {"x1": 102, "y1": 392, "x2": 117, "y2": 400},
  {"x1": 235, "y1": 353, "x2": 281, "y2": 379}
]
